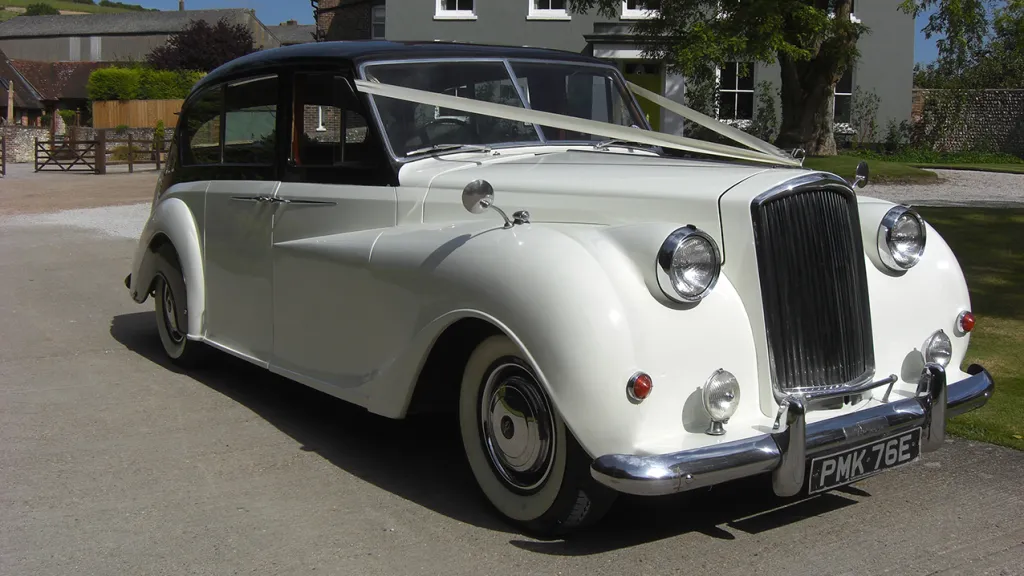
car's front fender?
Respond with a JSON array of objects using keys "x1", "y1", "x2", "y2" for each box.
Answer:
[{"x1": 364, "y1": 220, "x2": 761, "y2": 459}]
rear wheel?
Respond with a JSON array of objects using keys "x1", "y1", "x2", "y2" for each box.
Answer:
[
  {"x1": 458, "y1": 335, "x2": 616, "y2": 536},
  {"x1": 154, "y1": 271, "x2": 207, "y2": 368}
]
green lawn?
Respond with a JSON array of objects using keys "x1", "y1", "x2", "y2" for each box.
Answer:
[
  {"x1": 803, "y1": 154, "x2": 940, "y2": 184},
  {"x1": 0, "y1": 1, "x2": 139, "y2": 15},
  {"x1": 910, "y1": 163, "x2": 1024, "y2": 174},
  {"x1": 917, "y1": 207, "x2": 1024, "y2": 451}
]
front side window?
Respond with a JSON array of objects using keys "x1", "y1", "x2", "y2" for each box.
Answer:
[
  {"x1": 182, "y1": 86, "x2": 223, "y2": 165},
  {"x1": 718, "y1": 62, "x2": 754, "y2": 121},
  {"x1": 223, "y1": 75, "x2": 278, "y2": 165},
  {"x1": 292, "y1": 73, "x2": 371, "y2": 167}
]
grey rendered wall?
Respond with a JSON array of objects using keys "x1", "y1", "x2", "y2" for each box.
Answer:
[
  {"x1": 756, "y1": 0, "x2": 915, "y2": 131},
  {"x1": 385, "y1": 0, "x2": 598, "y2": 53},
  {"x1": 0, "y1": 38, "x2": 71, "y2": 62}
]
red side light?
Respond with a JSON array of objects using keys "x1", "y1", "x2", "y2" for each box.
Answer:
[
  {"x1": 959, "y1": 311, "x2": 976, "y2": 334},
  {"x1": 628, "y1": 372, "x2": 653, "y2": 401}
]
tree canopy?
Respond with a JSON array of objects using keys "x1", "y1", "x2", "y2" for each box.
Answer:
[
  {"x1": 567, "y1": 1, "x2": 993, "y2": 155},
  {"x1": 913, "y1": 0, "x2": 1023, "y2": 89},
  {"x1": 146, "y1": 18, "x2": 256, "y2": 73}
]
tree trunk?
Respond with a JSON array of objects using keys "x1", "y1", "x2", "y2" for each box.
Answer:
[{"x1": 775, "y1": 53, "x2": 838, "y2": 156}]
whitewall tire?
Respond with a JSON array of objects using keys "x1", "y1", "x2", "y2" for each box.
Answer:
[
  {"x1": 154, "y1": 272, "x2": 207, "y2": 368},
  {"x1": 459, "y1": 334, "x2": 616, "y2": 535}
]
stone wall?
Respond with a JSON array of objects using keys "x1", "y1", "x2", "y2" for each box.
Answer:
[
  {"x1": 912, "y1": 89, "x2": 1024, "y2": 156},
  {"x1": 2, "y1": 127, "x2": 53, "y2": 163}
]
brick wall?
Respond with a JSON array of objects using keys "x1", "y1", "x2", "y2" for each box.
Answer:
[
  {"x1": 912, "y1": 88, "x2": 1024, "y2": 156},
  {"x1": 317, "y1": 0, "x2": 376, "y2": 41}
]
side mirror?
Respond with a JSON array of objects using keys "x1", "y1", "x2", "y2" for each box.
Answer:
[
  {"x1": 852, "y1": 161, "x2": 869, "y2": 189},
  {"x1": 462, "y1": 179, "x2": 495, "y2": 214}
]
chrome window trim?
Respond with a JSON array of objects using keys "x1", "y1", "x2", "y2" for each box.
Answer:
[
  {"x1": 356, "y1": 56, "x2": 652, "y2": 163},
  {"x1": 751, "y1": 172, "x2": 877, "y2": 403}
]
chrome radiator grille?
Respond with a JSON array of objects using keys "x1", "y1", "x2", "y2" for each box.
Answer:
[{"x1": 751, "y1": 182, "x2": 874, "y2": 394}]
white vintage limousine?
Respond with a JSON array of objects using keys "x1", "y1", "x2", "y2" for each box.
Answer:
[{"x1": 125, "y1": 41, "x2": 995, "y2": 535}]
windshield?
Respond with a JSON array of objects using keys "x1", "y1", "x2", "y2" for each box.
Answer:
[{"x1": 362, "y1": 59, "x2": 648, "y2": 157}]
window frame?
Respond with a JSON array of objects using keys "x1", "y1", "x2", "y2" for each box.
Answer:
[
  {"x1": 833, "y1": 66, "x2": 854, "y2": 125},
  {"x1": 371, "y1": 4, "x2": 386, "y2": 39},
  {"x1": 716, "y1": 61, "x2": 755, "y2": 122},
  {"x1": 222, "y1": 75, "x2": 280, "y2": 167},
  {"x1": 621, "y1": 0, "x2": 657, "y2": 20},
  {"x1": 528, "y1": 0, "x2": 570, "y2": 20},
  {"x1": 435, "y1": 0, "x2": 477, "y2": 20}
]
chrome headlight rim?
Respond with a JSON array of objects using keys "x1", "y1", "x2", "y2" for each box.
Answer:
[
  {"x1": 877, "y1": 205, "x2": 927, "y2": 271},
  {"x1": 655, "y1": 225, "x2": 722, "y2": 304},
  {"x1": 702, "y1": 368, "x2": 741, "y2": 423}
]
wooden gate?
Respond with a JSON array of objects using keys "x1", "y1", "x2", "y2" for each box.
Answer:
[{"x1": 35, "y1": 138, "x2": 99, "y2": 173}]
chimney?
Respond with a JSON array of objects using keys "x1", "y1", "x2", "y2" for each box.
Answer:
[{"x1": 179, "y1": 0, "x2": 184, "y2": 11}]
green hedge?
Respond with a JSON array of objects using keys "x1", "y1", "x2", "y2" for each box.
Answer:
[{"x1": 87, "y1": 68, "x2": 205, "y2": 101}]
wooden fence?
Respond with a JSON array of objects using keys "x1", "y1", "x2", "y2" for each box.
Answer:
[
  {"x1": 34, "y1": 132, "x2": 171, "y2": 174},
  {"x1": 92, "y1": 99, "x2": 184, "y2": 130}
]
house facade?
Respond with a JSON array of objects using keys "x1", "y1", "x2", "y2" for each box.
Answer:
[
  {"x1": 0, "y1": 9, "x2": 279, "y2": 63},
  {"x1": 335, "y1": 0, "x2": 913, "y2": 139}
]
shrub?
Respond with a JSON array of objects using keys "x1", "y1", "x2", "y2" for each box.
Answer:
[
  {"x1": 69, "y1": 0, "x2": 96, "y2": 4},
  {"x1": 87, "y1": 67, "x2": 204, "y2": 100},
  {"x1": 114, "y1": 124, "x2": 129, "y2": 135},
  {"x1": 58, "y1": 109, "x2": 77, "y2": 127},
  {"x1": 747, "y1": 81, "x2": 779, "y2": 143},
  {"x1": 24, "y1": 3, "x2": 60, "y2": 16},
  {"x1": 850, "y1": 88, "x2": 880, "y2": 147},
  {"x1": 87, "y1": 68, "x2": 140, "y2": 101}
]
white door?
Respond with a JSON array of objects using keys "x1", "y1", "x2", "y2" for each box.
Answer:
[{"x1": 269, "y1": 71, "x2": 397, "y2": 388}]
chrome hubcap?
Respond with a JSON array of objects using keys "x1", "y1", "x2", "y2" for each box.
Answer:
[
  {"x1": 480, "y1": 362, "x2": 555, "y2": 492},
  {"x1": 161, "y1": 281, "x2": 184, "y2": 344}
]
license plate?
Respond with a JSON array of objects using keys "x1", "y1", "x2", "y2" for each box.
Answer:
[{"x1": 808, "y1": 427, "x2": 922, "y2": 494}]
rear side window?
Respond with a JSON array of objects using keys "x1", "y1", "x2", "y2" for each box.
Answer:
[
  {"x1": 180, "y1": 75, "x2": 280, "y2": 167},
  {"x1": 291, "y1": 73, "x2": 370, "y2": 167},
  {"x1": 183, "y1": 86, "x2": 222, "y2": 165},
  {"x1": 224, "y1": 76, "x2": 278, "y2": 165}
]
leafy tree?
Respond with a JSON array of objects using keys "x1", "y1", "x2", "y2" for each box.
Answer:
[
  {"x1": 568, "y1": 1, "x2": 990, "y2": 156},
  {"x1": 24, "y1": 3, "x2": 61, "y2": 16},
  {"x1": 147, "y1": 18, "x2": 256, "y2": 72}
]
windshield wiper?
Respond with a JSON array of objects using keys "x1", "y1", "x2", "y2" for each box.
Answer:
[
  {"x1": 405, "y1": 143, "x2": 493, "y2": 157},
  {"x1": 592, "y1": 138, "x2": 658, "y2": 151}
]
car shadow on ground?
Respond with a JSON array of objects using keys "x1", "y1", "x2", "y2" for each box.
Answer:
[{"x1": 111, "y1": 311, "x2": 869, "y2": 553}]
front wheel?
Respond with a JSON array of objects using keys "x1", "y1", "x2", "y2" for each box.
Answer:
[{"x1": 458, "y1": 335, "x2": 616, "y2": 536}]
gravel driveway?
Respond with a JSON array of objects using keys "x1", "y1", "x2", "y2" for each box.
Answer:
[{"x1": 867, "y1": 168, "x2": 1024, "y2": 207}]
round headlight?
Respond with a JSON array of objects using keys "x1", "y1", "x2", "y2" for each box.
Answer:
[
  {"x1": 923, "y1": 329, "x2": 952, "y2": 367},
  {"x1": 703, "y1": 369, "x2": 740, "y2": 422},
  {"x1": 877, "y1": 206, "x2": 927, "y2": 271},
  {"x1": 656, "y1": 226, "x2": 721, "y2": 303}
]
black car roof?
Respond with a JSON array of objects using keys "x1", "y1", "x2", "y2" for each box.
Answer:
[{"x1": 193, "y1": 40, "x2": 607, "y2": 95}]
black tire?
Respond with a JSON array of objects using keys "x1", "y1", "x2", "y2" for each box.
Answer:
[
  {"x1": 153, "y1": 272, "x2": 208, "y2": 369},
  {"x1": 458, "y1": 335, "x2": 617, "y2": 536}
]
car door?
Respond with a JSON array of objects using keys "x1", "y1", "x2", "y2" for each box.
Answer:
[
  {"x1": 270, "y1": 72, "x2": 398, "y2": 388},
  {"x1": 193, "y1": 74, "x2": 282, "y2": 364}
]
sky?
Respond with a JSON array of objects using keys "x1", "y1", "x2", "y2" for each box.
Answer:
[{"x1": 135, "y1": 1, "x2": 942, "y2": 64}]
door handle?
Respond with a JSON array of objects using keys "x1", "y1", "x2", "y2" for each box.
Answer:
[{"x1": 230, "y1": 195, "x2": 274, "y2": 203}]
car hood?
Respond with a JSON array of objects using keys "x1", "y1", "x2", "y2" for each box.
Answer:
[{"x1": 401, "y1": 148, "x2": 797, "y2": 253}]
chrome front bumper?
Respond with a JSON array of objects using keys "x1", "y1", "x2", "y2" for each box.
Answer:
[{"x1": 590, "y1": 364, "x2": 995, "y2": 497}]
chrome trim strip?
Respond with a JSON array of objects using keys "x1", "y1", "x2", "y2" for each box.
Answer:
[
  {"x1": 590, "y1": 366, "x2": 994, "y2": 497},
  {"x1": 801, "y1": 373, "x2": 898, "y2": 402}
]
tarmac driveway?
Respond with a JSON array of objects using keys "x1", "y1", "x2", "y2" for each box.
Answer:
[{"x1": 0, "y1": 199, "x2": 1022, "y2": 575}]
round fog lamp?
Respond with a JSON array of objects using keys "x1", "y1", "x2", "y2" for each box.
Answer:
[
  {"x1": 922, "y1": 329, "x2": 952, "y2": 367},
  {"x1": 703, "y1": 369, "x2": 740, "y2": 435}
]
